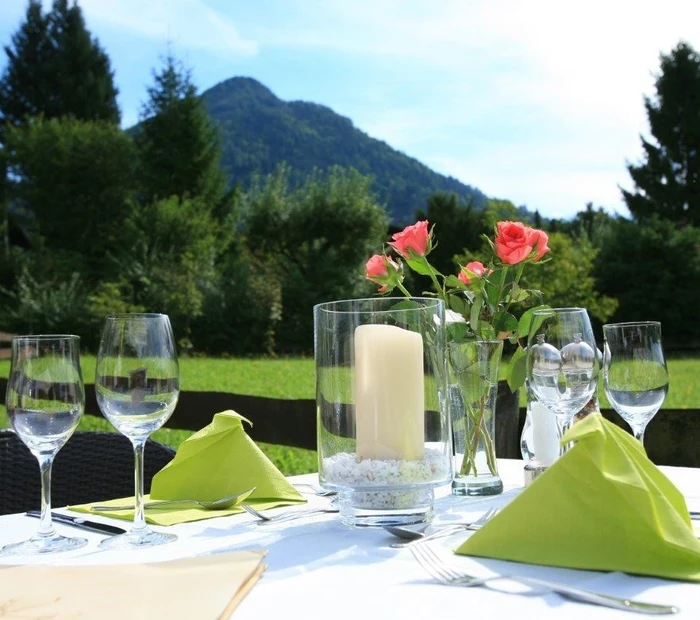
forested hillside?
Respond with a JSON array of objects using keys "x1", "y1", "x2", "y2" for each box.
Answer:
[
  {"x1": 0, "y1": 2, "x2": 699, "y2": 353},
  {"x1": 203, "y1": 77, "x2": 487, "y2": 224}
]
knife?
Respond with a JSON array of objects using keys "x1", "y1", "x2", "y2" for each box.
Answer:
[{"x1": 26, "y1": 511, "x2": 126, "y2": 536}]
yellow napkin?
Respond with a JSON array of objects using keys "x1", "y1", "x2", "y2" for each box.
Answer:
[
  {"x1": 0, "y1": 550, "x2": 266, "y2": 618},
  {"x1": 72, "y1": 410, "x2": 306, "y2": 525},
  {"x1": 455, "y1": 413, "x2": 700, "y2": 581}
]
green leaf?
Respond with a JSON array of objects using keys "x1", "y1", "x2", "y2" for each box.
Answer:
[
  {"x1": 446, "y1": 321, "x2": 470, "y2": 342},
  {"x1": 448, "y1": 294, "x2": 467, "y2": 317},
  {"x1": 477, "y1": 322, "x2": 496, "y2": 339},
  {"x1": 406, "y1": 260, "x2": 434, "y2": 276},
  {"x1": 492, "y1": 310, "x2": 518, "y2": 335},
  {"x1": 483, "y1": 278, "x2": 499, "y2": 307},
  {"x1": 444, "y1": 274, "x2": 465, "y2": 289},
  {"x1": 507, "y1": 345, "x2": 527, "y2": 392},
  {"x1": 469, "y1": 295, "x2": 483, "y2": 332},
  {"x1": 390, "y1": 299, "x2": 423, "y2": 312},
  {"x1": 508, "y1": 284, "x2": 530, "y2": 303},
  {"x1": 517, "y1": 304, "x2": 550, "y2": 338}
]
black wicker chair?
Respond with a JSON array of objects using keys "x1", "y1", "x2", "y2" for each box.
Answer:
[{"x1": 0, "y1": 430, "x2": 176, "y2": 515}]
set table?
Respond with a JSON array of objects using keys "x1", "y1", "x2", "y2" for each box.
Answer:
[{"x1": 1, "y1": 459, "x2": 698, "y2": 618}]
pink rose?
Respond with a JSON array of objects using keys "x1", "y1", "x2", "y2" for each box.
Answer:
[
  {"x1": 365, "y1": 254, "x2": 400, "y2": 292},
  {"x1": 458, "y1": 261, "x2": 491, "y2": 285},
  {"x1": 528, "y1": 228, "x2": 550, "y2": 261},
  {"x1": 365, "y1": 254, "x2": 391, "y2": 278},
  {"x1": 494, "y1": 221, "x2": 535, "y2": 265},
  {"x1": 388, "y1": 221, "x2": 430, "y2": 258}
]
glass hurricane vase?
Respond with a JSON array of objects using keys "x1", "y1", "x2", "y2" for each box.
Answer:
[{"x1": 314, "y1": 297, "x2": 453, "y2": 527}]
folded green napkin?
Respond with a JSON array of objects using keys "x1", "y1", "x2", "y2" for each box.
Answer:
[
  {"x1": 71, "y1": 410, "x2": 306, "y2": 525},
  {"x1": 455, "y1": 413, "x2": 700, "y2": 581}
]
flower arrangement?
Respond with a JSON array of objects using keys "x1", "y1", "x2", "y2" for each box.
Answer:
[{"x1": 365, "y1": 219, "x2": 551, "y2": 391}]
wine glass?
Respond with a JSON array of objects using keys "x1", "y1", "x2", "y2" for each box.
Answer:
[
  {"x1": 603, "y1": 321, "x2": 668, "y2": 448},
  {"x1": 95, "y1": 313, "x2": 180, "y2": 550},
  {"x1": 2, "y1": 335, "x2": 87, "y2": 555},
  {"x1": 527, "y1": 308, "x2": 599, "y2": 456}
]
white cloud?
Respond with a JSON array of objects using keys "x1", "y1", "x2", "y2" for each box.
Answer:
[
  {"x1": 427, "y1": 146, "x2": 632, "y2": 219},
  {"x1": 267, "y1": 0, "x2": 699, "y2": 217},
  {"x1": 5, "y1": 0, "x2": 696, "y2": 219},
  {"x1": 78, "y1": 0, "x2": 258, "y2": 57}
]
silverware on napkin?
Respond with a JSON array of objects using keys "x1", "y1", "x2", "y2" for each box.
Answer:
[{"x1": 26, "y1": 511, "x2": 126, "y2": 536}]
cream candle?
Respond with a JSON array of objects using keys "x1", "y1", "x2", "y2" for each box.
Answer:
[{"x1": 354, "y1": 324, "x2": 425, "y2": 461}]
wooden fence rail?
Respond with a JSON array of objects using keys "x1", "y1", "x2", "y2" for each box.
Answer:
[
  {"x1": 87, "y1": 386, "x2": 700, "y2": 467},
  {"x1": 1, "y1": 378, "x2": 697, "y2": 467}
]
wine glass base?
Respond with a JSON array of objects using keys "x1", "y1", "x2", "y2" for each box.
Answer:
[
  {"x1": 99, "y1": 529, "x2": 177, "y2": 550},
  {"x1": 0, "y1": 533, "x2": 87, "y2": 556}
]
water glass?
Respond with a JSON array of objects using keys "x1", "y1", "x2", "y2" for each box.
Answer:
[
  {"x1": 527, "y1": 307, "x2": 598, "y2": 457},
  {"x1": 96, "y1": 313, "x2": 179, "y2": 550},
  {"x1": 603, "y1": 321, "x2": 668, "y2": 447},
  {"x1": 2, "y1": 335, "x2": 87, "y2": 555}
]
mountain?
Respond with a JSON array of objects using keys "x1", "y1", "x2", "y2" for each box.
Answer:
[{"x1": 201, "y1": 77, "x2": 488, "y2": 224}]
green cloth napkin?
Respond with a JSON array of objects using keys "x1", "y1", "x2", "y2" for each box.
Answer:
[
  {"x1": 455, "y1": 413, "x2": 700, "y2": 581},
  {"x1": 71, "y1": 410, "x2": 306, "y2": 525}
]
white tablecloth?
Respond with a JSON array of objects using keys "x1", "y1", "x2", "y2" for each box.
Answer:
[{"x1": 1, "y1": 459, "x2": 699, "y2": 619}]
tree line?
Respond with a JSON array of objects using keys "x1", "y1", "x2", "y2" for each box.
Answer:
[{"x1": 0, "y1": 1, "x2": 698, "y2": 353}]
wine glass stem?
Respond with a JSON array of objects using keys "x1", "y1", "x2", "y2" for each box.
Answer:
[
  {"x1": 633, "y1": 426, "x2": 646, "y2": 447},
  {"x1": 132, "y1": 439, "x2": 148, "y2": 533},
  {"x1": 38, "y1": 454, "x2": 56, "y2": 537},
  {"x1": 556, "y1": 416, "x2": 573, "y2": 454}
]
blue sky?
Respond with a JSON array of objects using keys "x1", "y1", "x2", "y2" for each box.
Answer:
[{"x1": 1, "y1": 1, "x2": 699, "y2": 219}]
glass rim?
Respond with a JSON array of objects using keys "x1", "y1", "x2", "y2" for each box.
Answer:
[
  {"x1": 12, "y1": 334, "x2": 80, "y2": 342},
  {"x1": 472, "y1": 338, "x2": 505, "y2": 345},
  {"x1": 313, "y1": 297, "x2": 444, "y2": 314},
  {"x1": 532, "y1": 307, "x2": 586, "y2": 316},
  {"x1": 603, "y1": 321, "x2": 661, "y2": 329},
  {"x1": 104, "y1": 313, "x2": 170, "y2": 320}
]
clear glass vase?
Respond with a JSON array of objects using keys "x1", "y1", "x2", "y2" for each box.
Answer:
[
  {"x1": 449, "y1": 339, "x2": 504, "y2": 496},
  {"x1": 314, "y1": 297, "x2": 453, "y2": 527}
]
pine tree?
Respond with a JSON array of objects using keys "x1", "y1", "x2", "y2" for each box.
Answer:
[
  {"x1": 0, "y1": 1, "x2": 52, "y2": 131},
  {"x1": 47, "y1": 0, "x2": 120, "y2": 124},
  {"x1": 0, "y1": 0, "x2": 119, "y2": 128},
  {"x1": 623, "y1": 41, "x2": 700, "y2": 226},
  {"x1": 135, "y1": 55, "x2": 228, "y2": 208}
]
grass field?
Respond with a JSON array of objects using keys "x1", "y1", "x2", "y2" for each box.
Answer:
[
  {"x1": 0, "y1": 355, "x2": 696, "y2": 475},
  {"x1": 0, "y1": 356, "x2": 319, "y2": 474}
]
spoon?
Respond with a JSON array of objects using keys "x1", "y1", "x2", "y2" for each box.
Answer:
[
  {"x1": 91, "y1": 487, "x2": 257, "y2": 512},
  {"x1": 384, "y1": 507, "x2": 499, "y2": 547}
]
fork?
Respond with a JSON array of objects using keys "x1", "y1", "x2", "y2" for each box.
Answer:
[
  {"x1": 389, "y1": 507, "x2": 499, "y2": 548},
  {"x1": 294, "y1": 483, "x2": 337, "y2": 497},
  {"x1": 410, "y1": 544, "x2": 678, "y2": 615},
  {"x1": 241, "y1": 503, "x2": 339, "y2": 524}
]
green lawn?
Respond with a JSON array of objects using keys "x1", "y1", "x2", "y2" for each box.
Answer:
[
  {"x1": 0, "y1": 356, "x2": 318, "y2": 475},
  {"x1": 0, "y1": 355, "x2": 696, "y2": 475}
]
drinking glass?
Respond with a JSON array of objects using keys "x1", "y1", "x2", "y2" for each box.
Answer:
[
  {"x1": 603, "y1": 321, "x2": 668, "y2": 447},
  {"x1": 95, "y1": 313, "x2": 179, "y2": 550},
  {"x1": 527, "y1": 308, "x2": 598, "y2": 457},
  {"x1": 2, "y1": 335, "x2": 87, "y2": 555}
]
